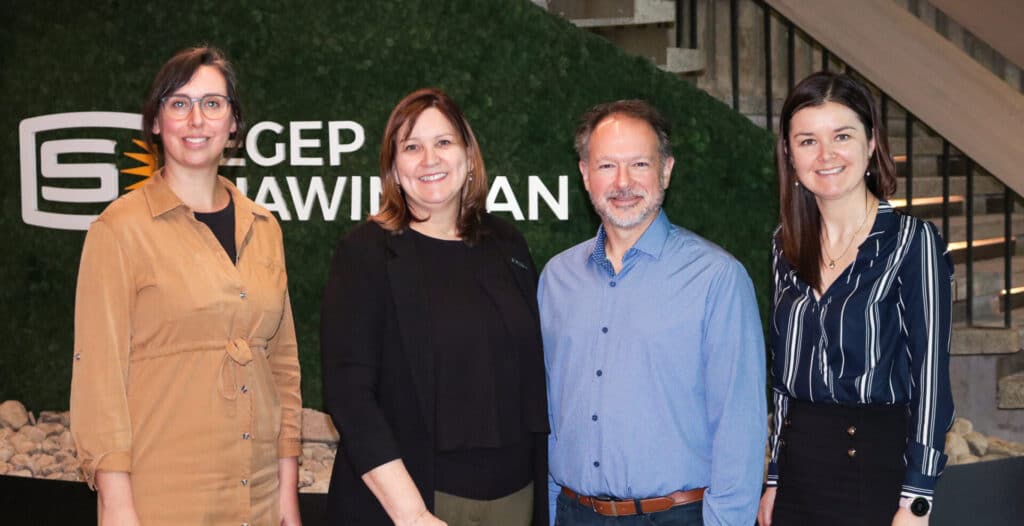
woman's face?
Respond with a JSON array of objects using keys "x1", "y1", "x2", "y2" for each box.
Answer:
[
  {"x1": 152, "y1": 65, "x2": 236, "y2": 173},
  {"x1": 788, "y1": 101, "x2": 875, "y2": 204},
  {"x1": 393, "y1": 107, "x2": 470, "y2": 219}
]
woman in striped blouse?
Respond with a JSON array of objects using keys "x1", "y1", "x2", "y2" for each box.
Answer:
[{"x1": 757, "y1": 72, "x2": 954, "y2": 526}]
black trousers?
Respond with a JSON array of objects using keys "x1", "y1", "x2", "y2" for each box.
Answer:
[{"x1": 773, "y1": 399, "x2": 908, "y2": 526}]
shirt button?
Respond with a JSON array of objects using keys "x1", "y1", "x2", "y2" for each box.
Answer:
[
  {"x1": 847, "y1": 426, "x2": 857, "y2": 437},
  {"x1": 596, "y1": 370, "x2": 603, "y2": 377},
  {"x1": 593, "y1": 461, "x2": 600, "y2": 467},
  {"x1": 601, "y1": 327, "x2": 608, "y2": 333},
  {"x1": 241, "y1": 479, "x2": 248, "y2": 486},
  {"x1": 240, "y1": 385, "x2": 249, "y2": 394},
  {"x1": 592, "y1": 414, "x2": 598, "y2": 421},
  {"x1": 242, "y1": 432, "x2": 251, "y2": 440},
  {"x1": 74, "y1": 353, "x2": 81, "y2": 361},
  {"x1": 609, "y1": 281, "x2": 616, "y2": 287},
  {"x1": 847, "y1": 448, "x2": 857, "y2": 458},
  {"x1": 239, "y1": 291, "x2": 247, "y2": 299}
]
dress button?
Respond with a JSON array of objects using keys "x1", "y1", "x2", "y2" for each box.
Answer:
[
  {"x1": 241, "y1": 479, "x2": 248, "y2": 486},
  {"x1": 240, "y1": 385, "x2": 249, "y2": 394},
  {"x1": 242, "y1": 432, "x2": 251, "y2": 440},
  {"x1": 239, "y1": 291, "x2": 247, "y2": 299},
  {"x1": 847, "y1": 426, "x2": 857, "y2": 437},
  {"x1": 847, "y1": 448, "x2": 857, "y2": 458}
]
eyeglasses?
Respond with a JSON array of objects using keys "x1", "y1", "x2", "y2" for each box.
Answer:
[{"x1": 160, "y1": 94, "x2": 232, "y2": 119}]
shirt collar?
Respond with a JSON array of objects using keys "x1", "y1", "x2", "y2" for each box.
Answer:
[
  {"x1": 142, "y1": 169, "x2": 269, "y2": 220},
  {"x1": 590, "y1": 209, "x2": 671, "y2": 265}
]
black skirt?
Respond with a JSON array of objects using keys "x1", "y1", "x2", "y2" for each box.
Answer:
[{"x1": 773, "y1": 399, "x2": 908, "y2": 526}]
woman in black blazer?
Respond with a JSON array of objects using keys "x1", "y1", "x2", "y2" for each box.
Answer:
[{"x1": 321, "y1": 88, "x2": 549, "y2": 526}]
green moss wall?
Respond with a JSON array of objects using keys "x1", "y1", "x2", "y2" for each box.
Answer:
[{"x1": 0, "y1": 0, "x2": 775, "y2": 410}]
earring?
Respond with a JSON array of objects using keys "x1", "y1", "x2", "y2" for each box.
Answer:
[
  {"x1": 794, "y1": 180, "x2": 800, "y2": 187},
  {"x1": 865, "y1": 169, "x2": 870, "y2": 178}
]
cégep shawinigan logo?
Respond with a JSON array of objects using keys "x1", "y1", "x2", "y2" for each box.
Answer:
[{"x1": 19, "y1": 112, "x2": 155, "y2": 230}]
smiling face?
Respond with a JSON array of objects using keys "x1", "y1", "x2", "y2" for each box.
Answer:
[
  {"x1": 393, "y1": 107, "x2": 471, "y2": 219},
  {"x1": 580, "y1": 114, "x2": 674, "y2": 234},
  {"x1": 787, "y1": 101, "x2": 875, "y2": 204},
  {"x1": 152, "y1": 65, "x2": 237, "y2": 174}
]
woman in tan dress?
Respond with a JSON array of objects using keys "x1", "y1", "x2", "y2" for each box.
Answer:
[{"x1": 70, "y1": 46, "x2": 302, "y2": 525}]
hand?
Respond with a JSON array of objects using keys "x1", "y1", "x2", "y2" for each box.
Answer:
[
  {"x1": 892, "y1": 507, "x2": 929, "y2": 526},
  {"x1": 757, "y1": 487, "x2": 777, "y2": 526}
]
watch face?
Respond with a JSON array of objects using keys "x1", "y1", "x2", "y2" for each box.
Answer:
[{"x1": 910, "y1": 497, "x2": 930, "y2": 517}]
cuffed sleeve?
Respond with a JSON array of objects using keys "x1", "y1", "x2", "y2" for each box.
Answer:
[
  {"x1": 70, "y1": 219, "x2": 135, "y2": 489},
  {"x1": 898, "y1": 221, "x2": 954, "y2": 500},
  {"x1": 765, "y1": 390, "x2": 788, "y2": 487},
  {"x1": 269, "y1": 289, "x2": 302, "y2": 458},
  {"x1": 701, "y1": 260, "x2": 768, "y2": 526}
]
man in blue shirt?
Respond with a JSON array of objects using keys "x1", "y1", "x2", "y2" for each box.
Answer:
[{"x1": 539, "y1": 100, "x2": 767, "y2": 526}]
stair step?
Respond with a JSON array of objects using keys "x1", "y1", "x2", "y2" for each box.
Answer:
[
  {"x1": 559, "y1": 0, "x2": 675, "y2": 28},
  {"x1": 888, "y1": 136, "x2": 944, "y2": 156},
  {"x1": 951, "y1": 327, "x2": 1020, "y2": 355},
  {"x1": 894, "y1": 175, "x2": 1003, "y2": 198},
  {"x1": 942, "y1": 213, "x2": 1024, "y2": 245},
  {"x1": 662, "y1": 47, "x2": 704, "y2": 73},
  {"x1": 952, "y1": 256, "x2": 1024, "y2": 301},
  {"x1": 997, "y1": 372, "x2": 1024, "y2": 409}
]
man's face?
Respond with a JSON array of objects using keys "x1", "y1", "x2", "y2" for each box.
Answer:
[{"x1": 580, "y1": 114, "x2": 673, "y2": 233}]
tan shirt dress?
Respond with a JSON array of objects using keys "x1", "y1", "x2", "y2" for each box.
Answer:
[{"x1": 70, "y1": 171, "x2": 302, "y2": 525}]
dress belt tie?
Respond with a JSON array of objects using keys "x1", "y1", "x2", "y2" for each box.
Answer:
[{"x1": 219, "y1": 338, "x2": 254, "y2": 400}]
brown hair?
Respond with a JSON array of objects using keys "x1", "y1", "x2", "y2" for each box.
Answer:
[
  {"x1": 777, "y1": 72, "x2": 897, "y2": 290},
  {"x1": 575, "y1": 99, "x2": 672, "y2": 163},
  {"x1": 141, "y1": 45, "x2": 245, "y2": 166},
  {"x1": 372, "y1": 88, "x2": 489, "y2": 244}
]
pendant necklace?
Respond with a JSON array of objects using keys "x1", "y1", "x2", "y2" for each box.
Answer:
[{"x1": 823, "y1": 195, "x2": 876, "y2": 270}]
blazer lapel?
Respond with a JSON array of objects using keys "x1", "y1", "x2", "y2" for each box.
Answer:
[{"x1": 384, "y1": 231, "x2": 435, "y2": 436}]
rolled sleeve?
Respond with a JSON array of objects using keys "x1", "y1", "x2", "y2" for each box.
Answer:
[{"x1": 70, "y1": 219, "x2": 135, "y2": 488}]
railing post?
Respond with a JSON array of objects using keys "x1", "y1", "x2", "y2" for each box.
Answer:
[
  {"x1": 904, "y1": 113, "x2": 914, "y2": 215},
  {"x1": 730, "y1": 0, "x2": 739, "y2": 110},
  {"x1": 822, "y1": 48, "x2": 829, "y2": 71},
  {"x1": 763, "y1": 3, "x2": 773, "y2": 130},
  {"x1": 675, "y1": 0, "x2": 684, "y2": 48},
  {"x1": 690, "y1": 0, "x2": 698, "y2": 49},
  {"x1": 786, "y1": 21, "x2": 795, "y2": 88},
  {"x1": 966, "y1": 159, "x2": 974, "y2": 326},
  {"x1": 1006, "y1": 185, "x2": 1013, "y2": 327},
  {"x1": 941, "y1": 140, "x2": 950, "y2": 242}
]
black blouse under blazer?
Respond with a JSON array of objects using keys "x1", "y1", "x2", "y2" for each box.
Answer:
[{"x1": 321, "y1": 214, "x2": 549, "y2": 525}]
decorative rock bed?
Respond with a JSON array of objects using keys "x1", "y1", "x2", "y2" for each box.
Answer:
[{"x1": 4, "y1": 400, "x2": 1023, "y2": 490}]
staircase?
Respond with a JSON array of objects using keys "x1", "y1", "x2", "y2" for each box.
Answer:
[{"x1": 538, "y1": 0, "x2": 1024, "y2": 440}]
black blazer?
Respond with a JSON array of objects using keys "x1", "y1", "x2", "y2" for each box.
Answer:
[{"x1": 321, "y1": 214, "x2": 549, "y2": 525}]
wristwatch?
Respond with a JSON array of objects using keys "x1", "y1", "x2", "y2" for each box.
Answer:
[{"x1": 899, "y1": 496, "x2": 931, "y2": 517}]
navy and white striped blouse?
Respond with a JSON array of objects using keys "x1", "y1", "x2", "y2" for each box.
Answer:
[{"x1": 766, "y1": 201, "x2": 954, "y2": 501}]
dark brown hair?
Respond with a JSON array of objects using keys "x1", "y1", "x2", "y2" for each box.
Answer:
[
  {"x1": 574, "y1": 99, "x2": 672, "y2": 162},
  {"x1": 141, "y1": 46, "x2": 245, "y2": 166},
  {"x1": 372, "y1": 88, "x2": 489, "y2": 244},
  {"x1": 777, "y1": 72, "x2": 897, "y2": 289}
]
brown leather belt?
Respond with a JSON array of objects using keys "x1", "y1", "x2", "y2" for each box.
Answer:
[{"x1": 561, "y1": 486, "x2": 706, "y2": 516}]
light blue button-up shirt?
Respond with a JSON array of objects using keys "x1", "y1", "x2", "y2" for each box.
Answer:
[{"x1": 539, "y1": 211, "x2": 767, "y2": 525}]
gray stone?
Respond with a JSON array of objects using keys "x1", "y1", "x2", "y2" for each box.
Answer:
[
  {"x1": 12, "y1": 435, "x2": 38, "y2": 454},
  {"x1": 951, "y1": 327, "x2": 1020, "y2": 355},
  {"x1": 965, "y1": 431, "x2": 989, "y2": 456},
  {"x1": 36, "y1": 422, "x2": 64, "y2": 437},
  {"x1": 957, "y1": 454, "x2": 981, "y2": 464},
  {"x1": 0, "y1": 445, "x2": 14, "y2": 463},
  {"x1": 0, "y1": 401, "x2": 29, "y2": 430},
  {"x1": 981, "y1": 453, "x2": 1009, "y2": 462},
  {"x1": 41, "y1": 437, "x2": 61, "y2": 454},
  {"x1": 59, "y1": 430, "x2": 75, "y2": 449},
  {"x1": 997, "y1": 372, "x2": 1024, "y2": 409},
  {"x1": 0, "y1": 462, "x2": 8, "y2": 475},
  {"x1": 945, "y1": 432, "x2": 970, "y2": 458},
  {"x1": 988, "y1": 437, "x2": 1024, "y2": 456},
  {"x1": 37, "y1": 411, "x2": 63, "y2": 424},
  {"x1": 9, "y1": 453, "x2": 34, "y2": 471},
  {"x1": 17, "y1": 425, "x2": 45, "y2": 443},
  {"x1": 301, "y1": 408, "x2": 340, "y2": 443},
  {"x1": 10, "y1": 469, "x2": 32, "y2": 477},
  {"x1": 298, "y1": 468, "x2": 315, "y2": 488},
  {"x1": 949, "y1": 417, "x2": 973, "y2": 435}
]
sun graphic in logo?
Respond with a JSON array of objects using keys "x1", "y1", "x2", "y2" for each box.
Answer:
[{"x1": 121, "y1": 139, "x2": 156, "y2": 190}]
